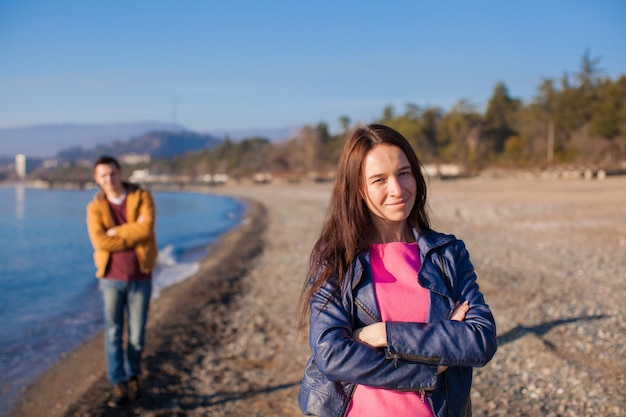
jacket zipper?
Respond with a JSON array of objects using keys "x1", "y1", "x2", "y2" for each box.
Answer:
[
  {"x1": 386, "y1": 350, "x2": 441, "y2": 366},
  {"x1": 354, "y1": 298, "x2": 379, "y2": 324},
  {"x1": 340, "y1": 384, "x2": 357, "y2": 417}
]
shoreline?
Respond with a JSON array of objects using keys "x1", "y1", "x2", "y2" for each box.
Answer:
[
  {"x1": 0, "y1": 188, "x2": 244, "y2": 416},
  {"x1": 7, "y1": 195, "x2": 267, "y2": 417}
]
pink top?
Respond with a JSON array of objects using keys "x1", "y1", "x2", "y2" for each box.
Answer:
[{"x1": 347, "y1": 242, "x2": 434, "y2": 417}]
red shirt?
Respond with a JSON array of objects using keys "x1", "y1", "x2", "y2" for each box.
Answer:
[{"x1": 104, "y1": 197, "x2": 151, "y2": 281}]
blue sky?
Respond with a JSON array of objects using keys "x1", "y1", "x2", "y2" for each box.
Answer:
[{"x1": 1, "y1": 0, "x2": 625, "y2": 134}]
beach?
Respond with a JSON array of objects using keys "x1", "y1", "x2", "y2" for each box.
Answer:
[{"x1": 8, "y1": 176, "x2": 626, "y2": 417}]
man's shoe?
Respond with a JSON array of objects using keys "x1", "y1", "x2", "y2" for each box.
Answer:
[
  {"x1": 107, "y1": 383, "x2": 128, "y2": 408},
  {"x1": 128, "y1": 376, "x2": 141, "y2": 402}
]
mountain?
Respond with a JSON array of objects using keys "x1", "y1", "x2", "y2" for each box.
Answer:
[
  {"x1": 0, "y1": 122, "x2": 184, "y2": 159},
  {"x1": 0, "y1": 123, "x2": 297, "y2": 159},
  {"x1": 56, "y1": 130, "x2": 222, "y2": 162}
]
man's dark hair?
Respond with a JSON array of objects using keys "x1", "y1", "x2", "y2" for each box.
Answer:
[{"x1": 94, "y1": 155, "x2": 121, "y2": 171}]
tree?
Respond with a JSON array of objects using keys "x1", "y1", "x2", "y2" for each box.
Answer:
[
  {"x1": 591, "y1": 76, "x2": 626, "y2": 140},
  {"x1": 438, "y1": 100, "x2": 482, "y2": 163},
  {"x1": 384, "y1": 116, "x2": 425, "y2": 158},
  {"x1": 483, "y1": 82, "x2": 520, "y2": 156},
  {"x1": 576, "y1": 49, "x2": 603, "y2": 91},
  {"x1": 294, "y1": 126, "x2": 323, "y2": 175},
  {"x1": 338, "y1": 116, "x2": 351, "y2": 134},
  {"x1": 381, "y1": 105, "x2": 395, "y2": 122},
  {"x1": 420, "y1": 107, "x2": 442, "y2": 155},
  {"x1": 405, "y1": 103, "x2": 421, "y2": 121}
]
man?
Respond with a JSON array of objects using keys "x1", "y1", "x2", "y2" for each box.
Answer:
[{"x1": 86, "y1": 155, "x2": 157, "y2": 407}]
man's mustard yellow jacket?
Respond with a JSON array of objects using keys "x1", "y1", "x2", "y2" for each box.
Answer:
[{"x1": 86, "y1": 183, "x2": 157, "y2": 278}]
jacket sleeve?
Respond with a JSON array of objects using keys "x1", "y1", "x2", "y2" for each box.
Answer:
[
  {"x1": 309, "y1": 277, "x2": 439, "y2": 391},
  {"x1": 86, "y1": 201, "x2": 129, "y2": 252},
  {"x1": 385, "y1": 240, "x2": 497, "y2": 368},
  {"x1": 113, "y1": 189, "x2": 156, "y2": 245}
]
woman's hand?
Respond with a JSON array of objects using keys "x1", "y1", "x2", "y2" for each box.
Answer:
[
  {"x1": 451, "y1": 300, "x2": 469, "y2": 321},
  {"x1": 353, "y1": 322, "x2": 387, "y2": 348},
  {"x1": 438, "y1": 300, "x2": 470, "y2": 374},
  {"x1": 353, "y1": 302, "x2": 470, "y2": 364}
]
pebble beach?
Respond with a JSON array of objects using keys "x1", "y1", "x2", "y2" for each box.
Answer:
[{"x1": 8, "y1": 175, "x2": 626, "y2": 417}]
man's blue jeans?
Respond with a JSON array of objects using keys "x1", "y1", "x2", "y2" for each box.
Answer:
[{"x1": 99, "y1": 279, "x2": 152, "y2": 385}]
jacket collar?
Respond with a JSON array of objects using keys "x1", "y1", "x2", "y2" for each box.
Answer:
[
  {"x1": 415, "y1": 228, "x2": 455, "y2": 260},
  {"x1": 93, "y1": 181, "x2": 138, "y2": 201},
  {"x1": 351, "y1": 228, "x2": 455, "y2": 293}
]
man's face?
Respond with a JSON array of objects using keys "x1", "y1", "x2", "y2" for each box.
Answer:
[{"x1": 93, "y1": 163, "x2": 124, "y2": 197}]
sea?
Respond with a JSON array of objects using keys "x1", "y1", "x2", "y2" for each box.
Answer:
[{"x1": 0, "y1": 184, "x2": 246, "y2": 412}]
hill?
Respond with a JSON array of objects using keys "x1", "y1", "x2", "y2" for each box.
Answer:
[
  {"x1": 0, "y1": 123, "x2": 297, "y2": 160},
  {"x1": 0, "y1": 122, "x2": 183, "y2": 159},
  {"x1": 56, "y1": 130, "x2": 222, "y2": 162}
]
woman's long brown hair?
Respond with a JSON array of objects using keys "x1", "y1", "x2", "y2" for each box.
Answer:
[{"x1": 298, "y1": 124, "x2": 431, "y2": 327}]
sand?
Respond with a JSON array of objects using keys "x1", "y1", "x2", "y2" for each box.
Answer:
[{"x1": 8, "y1": 176, "x2": 626, "y2": 417}]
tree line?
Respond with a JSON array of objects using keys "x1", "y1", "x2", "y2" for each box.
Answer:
[
  {"x1": 36, "y1": 51, "x2": 625, "y2": 183},
  {"x1": 150, "y1": 51, "x2": 625, "y2": 181}
]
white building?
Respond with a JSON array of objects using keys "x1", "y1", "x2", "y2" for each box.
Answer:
[
  {"x1": 120, "y1": 154, "x2": 151, "y2": 164},
  {"x1": 15, "y1": 154, "x2": 26, "y2": 178}
]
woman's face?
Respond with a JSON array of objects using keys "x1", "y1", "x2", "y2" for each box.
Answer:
[{"x1": 361, "y1": 144, "x2": 417, "y2": 234}]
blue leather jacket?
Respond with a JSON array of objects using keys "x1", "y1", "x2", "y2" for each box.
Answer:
[{"x1": 298, "y1": 229, "x2": 497, "y2": 417}]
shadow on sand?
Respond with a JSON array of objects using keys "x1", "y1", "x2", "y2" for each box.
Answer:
[
  {"x1": 183, "y1": 381, "x2": 300, "y2": 408},
  {"x1": 496, "y1": 314, "x2": 607, "y2": 349}
]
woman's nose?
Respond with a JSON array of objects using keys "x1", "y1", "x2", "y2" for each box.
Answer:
[{"x1": 388, "y1": 176, "x2": 402, "y2": 195}]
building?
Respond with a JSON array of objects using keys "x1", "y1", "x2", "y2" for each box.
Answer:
[{"x1": 15, "y1": 154, "x2": 26, "y2": 178}]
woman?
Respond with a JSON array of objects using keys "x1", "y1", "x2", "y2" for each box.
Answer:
[{"x1": 298, "y1": 124, "x2": 497, "y2": 417}]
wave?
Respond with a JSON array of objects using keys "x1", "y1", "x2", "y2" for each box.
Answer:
[{"x1": 151, "y1": 244, "x2": 204, "y2": 299}]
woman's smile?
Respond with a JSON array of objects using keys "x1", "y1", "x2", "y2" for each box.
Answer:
[{"x1": 361, "y1": 144, "x2": 417, "y2": 242}]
